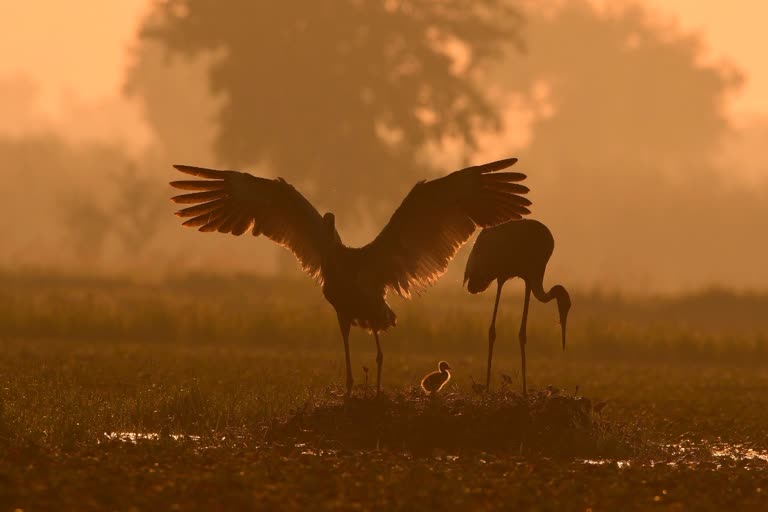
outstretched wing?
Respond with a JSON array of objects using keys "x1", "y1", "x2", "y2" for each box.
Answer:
[
  {"x1": 362, "y1": 158, "x2": 530, "y2": 297},
  {"x1": 170, "y1": 165, "x2": 330, "y2": 280}
]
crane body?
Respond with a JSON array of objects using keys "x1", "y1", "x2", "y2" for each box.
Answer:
[{"x1": 464, "y1": 219, "x2": 571, "y2": 394}]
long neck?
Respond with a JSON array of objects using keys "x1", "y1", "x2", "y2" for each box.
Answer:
[{"x1": 530, "y1": 272, "x2": 556, "y2": 303}]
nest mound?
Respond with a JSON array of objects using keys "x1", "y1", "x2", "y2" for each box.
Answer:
[{"x1": 269, "y1": 387, "x2": 637, "y2": 457}]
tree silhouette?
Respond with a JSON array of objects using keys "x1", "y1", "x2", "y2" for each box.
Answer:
[
  {"x1": 485, "y1": 1, "x2": 749, "y2": 291},
  {"x1": 136, "y1": 0, "x2": 521, "y2": 221},
  {"x1": 60, "y1": 159, "x2": 167, "y2": 262},
  {"x1": 0, "y1": 133, "x2": 151, "y2": 266},
  {"x1": 493, "y1": 1, "x2": 741, "y2": 169},
  {"x1": 124, "y1": 39, "x2": 219, "y2": 164}
]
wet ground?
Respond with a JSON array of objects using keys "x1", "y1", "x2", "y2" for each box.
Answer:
[
  {"x1": 104, "y1": 429, "x2": 768, "y2": 468},
  {"x1": 2, "y1": 340, "x2": 768, "y2": 510},
  {"x1": 5, "y1": 434, "x2": 767, "y2": 511}
]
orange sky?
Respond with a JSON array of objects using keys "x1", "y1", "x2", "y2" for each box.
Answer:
[
  {"x1": 0, "y1": 1, "x2": 766, "y2": 119},
  {"x1": 0, "y1": 0, "x2": 145, "y2": 112}
]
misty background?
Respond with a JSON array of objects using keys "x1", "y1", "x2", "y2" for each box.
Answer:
[{"x1": 2, "y1": 0, "x2": 767, "y2": 294}]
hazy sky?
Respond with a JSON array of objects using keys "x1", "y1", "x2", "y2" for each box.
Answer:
[
  {"x1": 1, "y1": 1, "x2": 766, "y2": 290},
  {"x1": 1, "y1": 0, "x2": 766, "y2": 119},
  {"x1": 0, "y1": 0, "x2": 145, "y2": 113}
]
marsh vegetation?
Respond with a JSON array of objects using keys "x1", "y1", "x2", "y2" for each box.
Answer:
[{"x1": 1, "y1": 273, "x2": 767, "y2": 510}]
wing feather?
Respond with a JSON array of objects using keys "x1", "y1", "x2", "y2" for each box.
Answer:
[
  {"x1": 169, "y1": 180, "x2": 225, "y2": 191},
  {"x1": 171, "y1": 190, "x2": 228, "y2": 204},
  {"x1": 176, "y1": 198, "x2": 228, "y2": 217},
  {"x1": 362, "y1": 158, "x2": 530, "y2": 297},
  {"x1": 171, "y1": 165, "x2": 329, "y2": 280}
]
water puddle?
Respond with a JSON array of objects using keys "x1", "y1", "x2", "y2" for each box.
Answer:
[
  {"x1": 710, "y1": 443, "x2": 768, "y2": 463},
  {"x1": 102, "y1": 432, "x2": 768, "y2": 469},
  {"x1": 580, "y1": 459, "x2": 631, "y2": 468},
  {"x1": 580, "y1": 439, "x2": 768, "y2": 469},
  {"x1": 293, "y1": 442, "x2": 337, "y2": 456},
  {"x1": 104, "y1": 431, "x2": 201, "y2": 443}
]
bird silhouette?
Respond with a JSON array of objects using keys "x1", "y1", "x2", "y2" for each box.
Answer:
[
  {"x1": 420, "y1": 361, "x2": 452, "y2": 396},
  {"x1": 463, "y1": 219, "x2": 571, "y2": 394},
  {"x1": 170, "y1": 158, "x2": 531, "y2": 397}
]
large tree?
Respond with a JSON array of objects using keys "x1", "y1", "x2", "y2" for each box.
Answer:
[
  {"x1": 486, "y1": 1, "x2": 751, "y2": 290},
  {"x1": 494, "y1": 1, "x2": 741, "y2": 168},
  {"x1": 136, "y1": 0, "x2": 522, "y2": 223}
]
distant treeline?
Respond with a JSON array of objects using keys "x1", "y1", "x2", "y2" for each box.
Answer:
[{"x1": 1, "y1": 270, "x2": 765, "y2": 364}]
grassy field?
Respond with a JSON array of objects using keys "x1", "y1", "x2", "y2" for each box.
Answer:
[{"x1": 1, "y1": 272, "x2": 768, "y2": 510}]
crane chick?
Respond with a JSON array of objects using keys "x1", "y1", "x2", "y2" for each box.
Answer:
[{"x1": 420, "y1": 361, "x2": 452, "y2": 396}]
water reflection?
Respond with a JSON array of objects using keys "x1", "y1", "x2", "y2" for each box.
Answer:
[
  {"x1": 580, "y1": 439, "x2": 768, "y2": 469},
  {"x1": 294, "y1": 443, "x2": 337, "y2": 456},
  {"x1": 104, "y1": 431, "x2": 201, "y2": 443},
  {"x1": 581, "y1": 459, "x2": 631, "y2": 468},
  {"x1": 103, "y1": 432, "x2": 768, "y2": 468},
  {"x1": 709, "y1": 443, "x2": 768, "y2": 463}
]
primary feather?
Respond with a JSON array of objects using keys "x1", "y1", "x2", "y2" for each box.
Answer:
[
  {"x1": 171, "y1": 165, "x2": 330, "y2": 280},
  {"x1": 362, "y1": 157, "x2": 530, "y2": 297}
]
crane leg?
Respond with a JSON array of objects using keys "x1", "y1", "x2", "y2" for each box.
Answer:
[
  {"x1": 373, "y1": 330, "x2": 383, "y2": 397},
  {"x1": 486, "y1": 280, "x2": 504, "y2": 391},
  {"x1": 519, "y1": 284, "x2": 531, "y2": 395},
  {"x1": 337, "y1": 314, "x2": 353, "y2": 396}
]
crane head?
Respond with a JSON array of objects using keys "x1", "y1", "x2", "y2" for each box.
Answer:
[
  {"x1": 323, "y1": 212, "x2": 342, "y2": 244},
  {"x1": 552, "y1": 285, "x2": 571, "y2": 351},
  {"x1": 323, "y1": 212, "x2": 335, "y2": 231}
]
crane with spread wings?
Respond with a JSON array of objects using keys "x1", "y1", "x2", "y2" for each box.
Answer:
[{"x1": 170, "y1": 158, "x2": 531, "y2": 396}]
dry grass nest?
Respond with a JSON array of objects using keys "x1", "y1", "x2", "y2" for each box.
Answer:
[{"x1": 268, "y1": 386, "x2": 642, "y2": 458}]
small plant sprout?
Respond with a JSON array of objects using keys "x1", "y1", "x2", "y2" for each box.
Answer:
[{"x1": 470, "y1": 376, "x2": 486, "y2": 395}]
